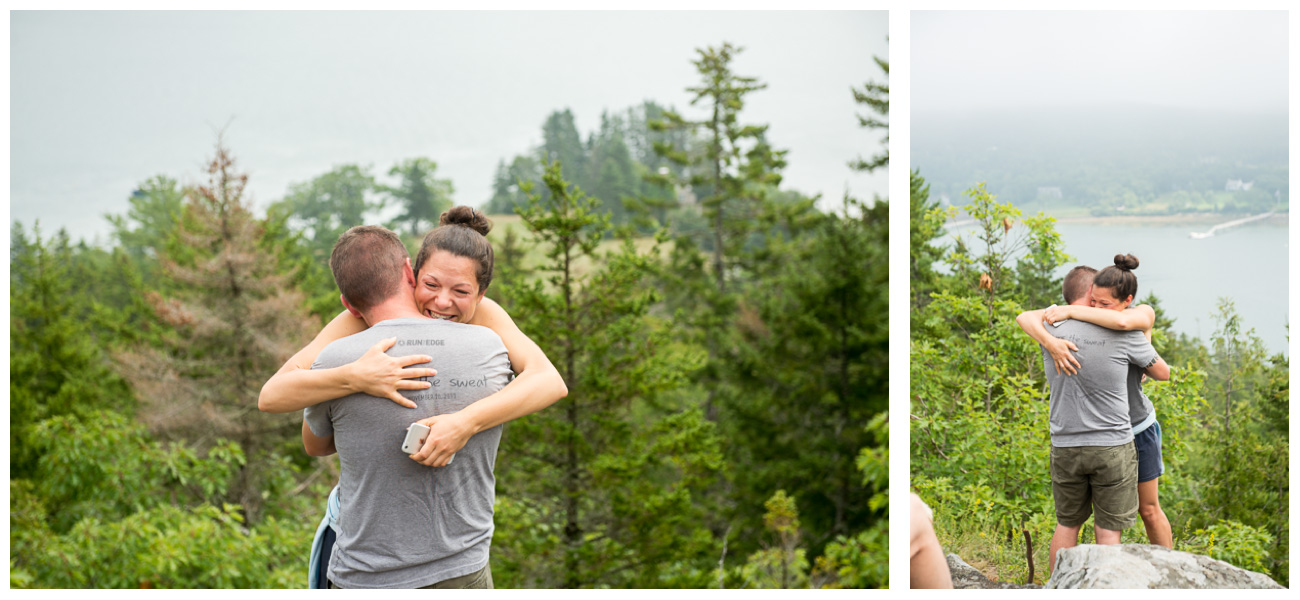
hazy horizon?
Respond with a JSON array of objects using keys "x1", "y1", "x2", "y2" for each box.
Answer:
[{"x1": 11, "y1": 10, "x2": 888, "y2": 244}]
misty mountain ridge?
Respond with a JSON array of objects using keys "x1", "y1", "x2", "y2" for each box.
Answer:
[{"x1": 912, "y1": 105, "x2": 1287, "y2": 214}]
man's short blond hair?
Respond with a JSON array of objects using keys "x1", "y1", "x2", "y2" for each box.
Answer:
[{"x1": 1062, "y1": 265, "x2": 1098, "y2": 304}]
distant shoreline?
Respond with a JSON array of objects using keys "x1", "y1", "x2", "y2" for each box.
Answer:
[
  {"x1": 1054, "y1": 212, "x2": 1288, "y2": 226},
  {"x1": 946, "y1": 211, "x2": 1287, "y2": 228}
]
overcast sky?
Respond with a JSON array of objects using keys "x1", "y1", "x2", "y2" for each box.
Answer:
[
  {"x1": 10, "y1": 11, "x2": 888, "y2": 243},
  {"x1": 913, "y1": 11, "x2": 1288, "y2": 114}
]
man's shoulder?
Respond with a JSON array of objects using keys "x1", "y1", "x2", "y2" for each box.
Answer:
[
  {"x1": 313, "y1": 318, "x2": 425, "y2": 368},
  {"x1": 446, "y1": 320, "x2": 506, "y2": 343},
  {"x1": 314, "y1": 326, "x2": 392, "y2": 369},
  {"x1": 314, "y1": 318, "x2": 506, "y2": 367},
  {"x1": 422, "y1": 320, "x2": 508, "y2": 354}
]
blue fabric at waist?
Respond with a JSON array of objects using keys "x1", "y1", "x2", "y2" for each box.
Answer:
[{"x1": 1131, "y1": 411, "x2": 1157, "y2": 436}]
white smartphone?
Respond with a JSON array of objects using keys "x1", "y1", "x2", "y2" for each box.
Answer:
[
  {"x1": 401, "y1": 423, "x2": 430, "y2": 454},
  {"x1": 400, "y1": 422, "x2": 456, "y2": 464}
]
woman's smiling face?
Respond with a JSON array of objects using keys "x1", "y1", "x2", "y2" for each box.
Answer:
[
  {"x1": 1090, "y1": 285, "x2": 1132, "y2": 312},
  {"x1": 414, "y1": 249, "x2": 482, "y2": 323}
]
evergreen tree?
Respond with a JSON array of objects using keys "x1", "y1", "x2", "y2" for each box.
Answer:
[
  {"x1": 910, "y1": 169, "x2": 948, "y2": 315},
  {"x1": 9, "y1": 223, "x2": 136, "y2": 480},
  {"x1": 812, "y1": 413, "x2": 890, "y2": 588},
  {"x1": 626, "y1": 101, "x2": 689, "y2": 175},
  {"x1": 492, "y1": 161, "x2": 723, "y2": 588},
  {"x1": 584, "y1": 111, "x2": 641, "y2": 226},
  {"x1": 486, "y1": 158, "x2": 521, "y2": 215},
  {"x1": 484, "y1": 154, "x2": 544, "y2": 215},
  {"x1": 113, "y1": 137, "x2": 316, "y2": 521},
  {"x1": 653, "y1": 42, "x2": 787, "y2": 292},
  {"x1": 541, "y1": 109, "x2": 587, "y2": 186},
  {"x1": 384, "y1": 157, "x2": 454, "y2": 236},
  {"x1": 734, "y1": 490, "x2": 810, "y2": 589},
  {"x1": 725, "y1": 195, "x2": 889, "y2": 555},
  {"x1": 490, "y1": 222, "x2": 535, "y2": 301},
  {"x1": 849, "y1": 53, "x2": 889, "y2": 173},
  {"x1": 106, "y1": 175, "x2": 188, "y2": 274}
]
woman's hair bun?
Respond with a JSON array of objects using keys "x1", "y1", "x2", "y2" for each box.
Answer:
[
  {"x1": 1113, "y1": 253, "x2": 1139, "y2": 271},
  {"x1": 439, "y1": 206, "x2": 492, "y2": 237}
]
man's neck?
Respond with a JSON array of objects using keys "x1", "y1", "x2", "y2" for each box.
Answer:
[{"x1": 361, "y1": 296, "x2": 425, "y2": 326}]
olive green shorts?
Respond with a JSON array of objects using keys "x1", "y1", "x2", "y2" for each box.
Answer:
[
  {"x1": 419, "y1": 564, "x2": 493, "y2": 589},
  {"x1": 328, "y1": 565, "x2": 493, "y2": 589},
  {"x1": 1050, "y1": 442, "x2": 1138, "y2": 531}
]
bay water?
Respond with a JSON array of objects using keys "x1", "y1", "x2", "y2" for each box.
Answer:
[{"x1": 941, "y1": 216, "x2": 1289, "y2": 356}]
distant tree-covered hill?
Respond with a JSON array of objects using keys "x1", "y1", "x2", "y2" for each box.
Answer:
[{"x1": 912, "y1": 106, "x2": 1288, "y2": 216}]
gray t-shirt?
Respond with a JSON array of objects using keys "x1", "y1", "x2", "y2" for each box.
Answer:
[
  {"x1": 1041, "y1": 320, "x2": 1159, "y2": 448},
  {"x1": 304, "y1": 318, "x2": 511, "y2": 589},
  {"x1": 1126, "y1": 363, "x2": 1156, "y2": 428}
]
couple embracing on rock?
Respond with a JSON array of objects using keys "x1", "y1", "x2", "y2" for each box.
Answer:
[{"x1": 1016, "y1": 254, "x2": 1173, "y2": 574}]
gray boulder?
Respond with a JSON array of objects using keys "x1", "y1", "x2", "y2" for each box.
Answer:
[{"x1": 1048, "y1": 544, "x2": 1284, "y2": 589}]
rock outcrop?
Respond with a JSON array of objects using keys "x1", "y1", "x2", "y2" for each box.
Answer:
[
  {"x1": 1047, "y1": 544, "x2": 1284, "y2": 589},
  {"x1": 946, "y1": 553, "x2": 1041, "y2": 589}
]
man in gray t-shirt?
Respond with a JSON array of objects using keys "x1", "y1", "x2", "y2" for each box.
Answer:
[
  {"x1": 305, "y1": 319, "x2": 510, "y2": 588},
  {"x1": 302, "y1": 225, "x2": 511, "y2": 589},
  {"x1": 1042, "y1": 321, "x2": 1158, "y2": 448}
]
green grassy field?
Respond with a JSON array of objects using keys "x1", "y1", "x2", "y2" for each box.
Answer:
[{"x1": 484, "y1": 213, "x2": 667, "y2": 281}]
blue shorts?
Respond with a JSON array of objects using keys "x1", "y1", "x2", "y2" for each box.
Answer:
[{"x1": 1134, "y1": 419, "x2": 1165, "y2": 483}]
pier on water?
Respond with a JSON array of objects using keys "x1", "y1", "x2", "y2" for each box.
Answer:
[{"x1": 1189, "y1": 212, "x2": 1275, "y2": 239}]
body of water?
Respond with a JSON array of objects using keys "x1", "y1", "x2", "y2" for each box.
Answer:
[{"x1": 943, "y1": 217, "x2": 1289, "y2": 355}]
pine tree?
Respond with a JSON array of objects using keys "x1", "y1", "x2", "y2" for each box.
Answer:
[
  {"x1": 725, "y1": 195, "x2": 889, "y2": 555},
  {"x1": 492, "y1": 161, "x2": 723, "y2": 588},
  {"x1": 114, "y1": 137, "x2": 316, "y2": 521},
  {"x1": 653, "y1": 42, "x2": 787, "y2": 292},
  {"x1": 384, "y1": 157, "x2": 454, "y2": 236},
  {"x1": 9, "y1": 223, "x2": 136, "y2": 480},
  {"x1": 584, "y1": 111, "x2": 641, "y2": 226},
  {"x1": 106, "y1": 175, "x2": 188, "y2": 275},
  {"x1": 484, "y1": 154, "x2": 544, "y2": 215},
  {"x1": 542, "y1": 109, "x2": 587, "y2": 185},
  {"x1": 849, "y1": 53, "x2": 889, "y2": 173},
  {"x1": 910, "y1": 169, "x2": 949, "y2": 315}
]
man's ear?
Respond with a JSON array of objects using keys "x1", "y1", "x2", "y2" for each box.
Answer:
[
  {"x1": 404, "y1": 257, "x2": 416, "y2": 288},
  {"x1": 341, "y1": 294, "x2": 363, "y2": 319}
]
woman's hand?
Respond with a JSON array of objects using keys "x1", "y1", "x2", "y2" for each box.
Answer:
[
  {"x1": 1045, "y1": 336, "x2": 1081, "y2": 376},
  {"x1": 1043, "y1": 304, "x2": 1072, "y2": 325},
  {"x1": 409, "y1": 412, "x2": 474, "y2": 467},
  {"x1": 350, "y1": 337, "x2": 437, "y2": 409}
]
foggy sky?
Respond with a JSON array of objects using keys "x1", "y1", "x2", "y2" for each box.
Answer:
[
  {"x1": 913, "y1": 11, "x2": 1288, "y2": 114},
  {"x1": 10, "y1": 11, "x2": 888, "y2": 243}
]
